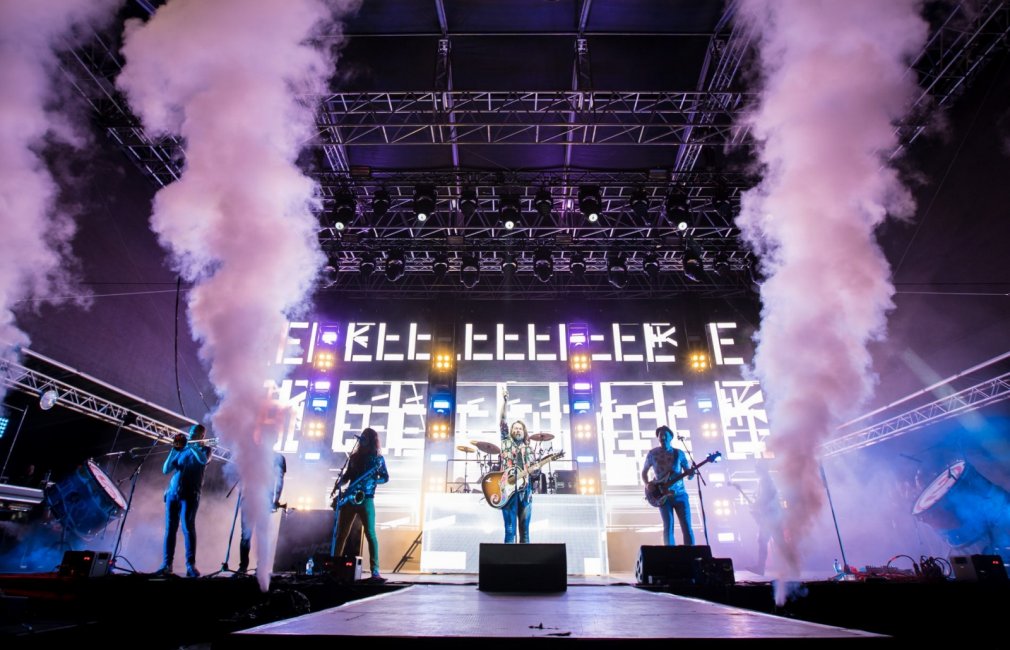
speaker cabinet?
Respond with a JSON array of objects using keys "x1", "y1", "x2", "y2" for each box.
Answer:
[
  {"x1": 636, "y1": 545, "x2": 712, "y2": 585},
  {"x1": 479, "y1": 543, "x2": 567, "y2": 592},
  {"x1": 59, "y1": 550, "x2": 110, "y2": 578}
]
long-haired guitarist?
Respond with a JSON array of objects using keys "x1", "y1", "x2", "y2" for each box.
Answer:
[
  {"x1": 499, "y1": 386, "x2": 535, "y2": 543},
  {"x1": 333, "y1": 427, "x2": 389, "y2": 581},
  {"x1": 641, "y1": 425, "x2": 695, "y2": 546}
]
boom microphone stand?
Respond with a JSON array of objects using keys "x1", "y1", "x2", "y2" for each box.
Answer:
[
  {"x1": 820, "y1": 463, "x2": 854, "y2": 580},
  {"x1": 207, "y1": 480, "x2": 243, "y2": 577},
  {"x1": 110, "y1": 439, "x2": 161, "y2": 572}
]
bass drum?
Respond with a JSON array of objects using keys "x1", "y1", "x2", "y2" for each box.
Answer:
[
  {"x1": 911, "y1": 460, "x2": 1010, "y2": 548},
  {"x1": 45, "y1": 460, "x2": 128, "y2": 539}
]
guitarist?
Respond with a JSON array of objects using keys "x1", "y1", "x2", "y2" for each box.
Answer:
[
  {"x1": 333, "y1": 428, "x2": 389, "y2": 581},
  {"x1": 499, "y1": 386, "x2": 535, "y2": 543},
  {"x1": 641, "y1": 425, "x2": 695, "y2": 546}
]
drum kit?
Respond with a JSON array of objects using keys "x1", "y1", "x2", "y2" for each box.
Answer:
[{"x1": 452, "y1": 433, "x2": 561, "y2": 494}]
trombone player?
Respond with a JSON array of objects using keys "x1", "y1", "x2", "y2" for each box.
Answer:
[
  {"x1": 157, "y1": 423, "x2": 214, "y2": 577},
  {"x1": 331, "y1": 427, "x2": 389, "y2": 582}
]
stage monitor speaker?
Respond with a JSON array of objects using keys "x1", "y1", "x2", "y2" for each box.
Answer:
[
  {"x1": 479, "y1": 543, "x2": 566, "y2": 592},
  {"x1": 636, "y1": 545, "x2": 712, "y2": 585},
  {"x1": 950, "y1": 555, "x2": 1008, "y2": 582},
  {"x1": 59, "y1": 550, "x2": 110, "y2": 578},
  {"x1": 273, "y1": 509, "x2": 362, "y2": 573}
]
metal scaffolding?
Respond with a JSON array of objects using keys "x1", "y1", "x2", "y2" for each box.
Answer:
[
  {"x1": 59, "y1": 0, "x2": 1010, "y2": 299},
  {"x1": 820, "y1": 372, "x2": 1010, "y2": 457},
  {"x1": 0, "y1": 350, "x2": 234, "y2": 463}
]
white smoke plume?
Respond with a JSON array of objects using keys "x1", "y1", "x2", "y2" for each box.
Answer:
[
  {"x1": 735, "y1": 0, "x2": 927, "y2": 597},
  {"x1": 0, "y1": 0, "x2": 122, "y2": 389},
  {"x1": 117, "y1": 0, "x2": 357, "y2": 591}
]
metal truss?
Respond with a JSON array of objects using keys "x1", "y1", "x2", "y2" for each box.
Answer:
[
  {"x1": 820, "y1": 372, "x2": 1010, "y2": 457},
  {"x1": 322, "y1": 266, "x2": 752, "y2": 301},
  {"x1": 59, "y1": 0, "x2": 1009, "y2": 299},
  {"x1": 896, "y1": 0, "x2": 1010, "y2": 153},
  {"x1": 0, "y1": 352, "x2": 234, "y2": 462},
  {"x1": 314, "y1": 90, "x2": 749, "y2": 146},
  {"x1": 319, "y1": 235, "x2": 754, "y2": 299}
]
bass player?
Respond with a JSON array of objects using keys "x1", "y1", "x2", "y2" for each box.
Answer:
[{"x1": 641, "y1": 425, "x2": 695, "y2": 546}]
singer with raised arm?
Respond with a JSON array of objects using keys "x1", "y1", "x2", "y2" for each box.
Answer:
[
  {"x1": 499, "y1": 386, "x2": 535, "y2": 544},
  {"x1": 641, "y1": 425, "x2": 695, "y2": 546},
  {"x1": 332, "y1": 427, "x2": 389, "y2": 582},
  {"x1": 158, "y1": 423, "x2": 213, "y2": 577}
]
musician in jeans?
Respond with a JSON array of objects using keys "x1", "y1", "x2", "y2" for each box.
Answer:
[
  {"x1": 333, "y1": 427, "x2": 389, "y2": 581},
  {"x1": 159, "y1": 423, "x2": 211, "y2": 577},
  {"x1": 499, "y1": 386, "x2": 535, "y2": 543},
  {"x1": 641, "y1": 425, "x2": 695, "y2": 546}
]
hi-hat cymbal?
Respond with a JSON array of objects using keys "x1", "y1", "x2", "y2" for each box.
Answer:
[
  {"x1": 456, "y1": 444, "x2": 476, "y2": 454},
  {"x1": 529, "y1": 433, "x2": 554, "y2": 442},
  {"x1": 470, "y1": 440, "x2": 501, "y2": 455}
]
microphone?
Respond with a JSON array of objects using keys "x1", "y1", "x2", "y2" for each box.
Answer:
[{"x1": 676, "y1": 435, "x2": 687, "y2": 441}]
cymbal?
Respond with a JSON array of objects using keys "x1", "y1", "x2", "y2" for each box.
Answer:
[
  {"x1": 529, "y1": 433, "x2": 554, "y2": 442},
  {"x1": 456, "y1": 444, "x2": 476, "y2": 454},
  {"x1": 471, "y1": 440, "x2": 501, "y2": 455}
]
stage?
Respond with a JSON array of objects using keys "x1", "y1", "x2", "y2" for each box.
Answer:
[
  {"x1": 7, "y1": 566, "x2": 1007, "y2": 648},
  {"x1": 225, "y1": 581, "x2": 881, "y2": 647}
]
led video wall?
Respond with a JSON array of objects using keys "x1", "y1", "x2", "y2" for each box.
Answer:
[{"x1": 268, "y1": 301, "x2": 771, "y2": 571}]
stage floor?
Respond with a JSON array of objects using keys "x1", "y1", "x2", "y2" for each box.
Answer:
[{"x1": 232, "y1": 582, "x2": 883, "y2": 643}]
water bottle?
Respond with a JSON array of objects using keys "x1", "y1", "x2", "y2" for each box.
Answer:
[{"x1": 306, "y1": 557, "x2": 315, "y2": 576}]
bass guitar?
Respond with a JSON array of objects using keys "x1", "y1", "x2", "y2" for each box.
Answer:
[
  {"x1": 644, "y1": 451, "x2": 722, "y2": 507},
  {"x1": 481, "y1": 451, "x2": 565, "y2": 509}
]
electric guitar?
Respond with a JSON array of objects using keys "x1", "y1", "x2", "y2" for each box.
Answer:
[
  {"x1": 480, "y1": 451, "x2": 565, "y2": 509},
  {"x1": 644, "y1": 451, "x2": 722, "y2": 507}
]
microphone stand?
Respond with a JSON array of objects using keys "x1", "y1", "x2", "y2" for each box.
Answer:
[
  {"x1": 680, "y1": 437, "x2": 710, "y2": 547},
  {"x1": 110, "y1": 440, "x2": 160, "y2": 573},
  {"x1": 820, "y1": 462, "x2": 854, "y2": 580},
  {"x1": 208, "y1": 479, "x2": 243, "y2": 577}
]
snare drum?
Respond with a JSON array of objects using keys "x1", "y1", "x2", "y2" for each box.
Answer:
[{"x1": 45, "y1": 460, "x2": 127, "y2": 538}]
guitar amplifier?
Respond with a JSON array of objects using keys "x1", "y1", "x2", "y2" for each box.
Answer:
[
  {"x1": 314, "y1": 554, "x2": 362, "y2": 583},
  {"x1": 950, "y1": 555, "x2": 1008, "y2": 582},
  {"x1": 59, "y1": 550, "x2": 111, "y2": 578},
  {"x1": 552, "y1": 470, "x2": 578, "y2": 494},
  {"x1": 693, "y1": 557, "x2": 735, "y2": 587}
]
